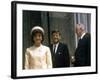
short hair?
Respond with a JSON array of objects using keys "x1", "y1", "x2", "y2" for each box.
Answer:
[
  {"x1": 31, "y1": 28, "x2": 44, "y2": 44},
  {"x1": 51, "y1": 30, "x2": 61, "y2": 35},
  {"x1": 76, "y1": 23, "x2": 85, "y2": 31}
]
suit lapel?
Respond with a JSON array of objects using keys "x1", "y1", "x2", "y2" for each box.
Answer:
[
  {"x1": 78, "y1": 38, "x2": 82, "y2": 46},
  {"x1": 51, "y1": 44, "x2": 53, "y2": 54}
]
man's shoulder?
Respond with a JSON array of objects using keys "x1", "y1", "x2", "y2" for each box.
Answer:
[
  {"x1": 84, "y1": 33, "x2": 91, "y2": 39},
  {"x1": 59, "y1": 42, "x2": 68, "y2": 47},
  {"x1": 49, "y1": 44, "x2": 53, "y2": 47},
  {"x1": 49, "y1": 44, "x2": 53, "y2": 50},
  {"x1": 85, "y1": 33, "x2": 90, "y2": 36}
]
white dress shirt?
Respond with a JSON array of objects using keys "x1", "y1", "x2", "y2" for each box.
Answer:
[
  {"x1": 80, "y1": 32, "x2": 86, "y2": 39},
  {"x1": 53, "y1": 43, "x2": 59, "y2": 53}
]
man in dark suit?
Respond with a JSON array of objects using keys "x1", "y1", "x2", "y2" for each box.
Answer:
[
  {"x1": 74, "y1": 24, "x2": 91, "y2": 67},
  {"x1": 50, "y1": 30, "x2": 70, "y2": 68}
]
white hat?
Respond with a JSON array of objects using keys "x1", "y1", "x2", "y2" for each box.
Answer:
[{"x1": 31, "y1": 26, "x2": 44, "y2": 35}]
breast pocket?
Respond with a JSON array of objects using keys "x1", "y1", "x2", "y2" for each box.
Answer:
[
  {"x1": 58, "y1": 52, "x2": 62, "y2": 55},
  {"x1": 57, "y1": 51, "x2": 64, "y2": 57}
]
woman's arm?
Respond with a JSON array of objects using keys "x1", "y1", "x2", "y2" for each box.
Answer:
[
  {"x1": 46, "y1": 47, "x2": 53, "y2": 68},
  {"x1": 24, "y1": 49, "x2": 30, "y2": 69}
]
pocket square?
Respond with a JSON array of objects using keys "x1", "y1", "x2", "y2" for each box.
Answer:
[{"x1": 58, "y1": 52, "x2": 62, "y2": 54}]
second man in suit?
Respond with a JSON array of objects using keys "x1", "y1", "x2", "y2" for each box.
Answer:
[
  {"x1": 50, "y1": 30, "x2": 70, "y2": 68},
  {"x1": 73, "y1": 24, "x2": 91, "y2": 67}
]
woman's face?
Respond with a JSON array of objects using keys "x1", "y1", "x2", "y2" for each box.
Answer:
[{"x1": 33, "y1": 32, "x2": 42, "y2": 46}]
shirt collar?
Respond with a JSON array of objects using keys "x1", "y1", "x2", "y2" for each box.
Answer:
[
  {"x1": 53, "y1": 42, "x2": 59, "y2": 47},
  {"x1": 80, "y1": 32, "x2": 86, "y2": 39}
]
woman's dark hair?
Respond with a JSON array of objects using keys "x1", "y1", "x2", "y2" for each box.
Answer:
[{"x1": 31, "y1": 29, "x2": 44, "y2": 44}]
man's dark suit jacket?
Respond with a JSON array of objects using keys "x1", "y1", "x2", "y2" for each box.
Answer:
[
  {"x1": 74, "y1": 33, "x2": 91, "y2": 67},
  {"x1": 50, "y1": 42, "x2": 70, "y2": 68}
]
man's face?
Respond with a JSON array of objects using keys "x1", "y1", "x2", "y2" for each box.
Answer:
[
  {"x1": 52, "y1": 32, "x2": 60, "y2": 44},
  {"x1": 75, "y1": 26, "x2": 82, "y2": 38}
]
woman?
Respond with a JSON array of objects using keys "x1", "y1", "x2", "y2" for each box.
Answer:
[{"x1": 25, "y1": 26, "x2": 52, "y2": 69}]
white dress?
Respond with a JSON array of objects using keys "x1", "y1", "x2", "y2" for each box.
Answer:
[{"x1": 25, "y1": 44, "x2": 52, "y2": 69}]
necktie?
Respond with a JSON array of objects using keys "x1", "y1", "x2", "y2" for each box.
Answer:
[{"x1": 53, "y1": 45, "x2": 56, "y2": 53}]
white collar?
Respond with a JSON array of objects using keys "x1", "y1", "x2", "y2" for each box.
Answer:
[
  {"x1": 53, "y1": 42, "x2": 59, "y2": 53},
  {"x1": 80, "y1": 32, "x2": 86, "y2": 39},
  {"x1": 53, "y1": 42, "x2": 59, "y2": 46}
]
